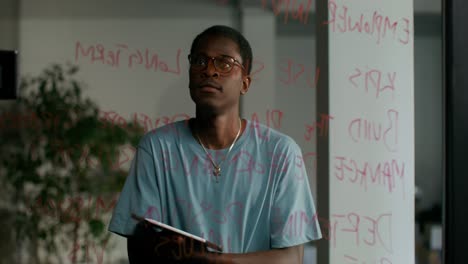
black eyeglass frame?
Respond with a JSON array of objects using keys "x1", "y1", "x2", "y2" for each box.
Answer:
[{"x1": 188, "y1": 54, "x2": 246, "y2": 74}]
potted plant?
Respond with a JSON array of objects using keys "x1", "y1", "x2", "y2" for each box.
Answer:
[{"x1": 0, "y1": 63, "x2": 143, "y2": 263}]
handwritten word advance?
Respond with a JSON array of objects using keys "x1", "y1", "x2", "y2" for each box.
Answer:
[
  {"x1": 75, "y1": 41, "x2": 182, "y2": 75},
  {"x1": 324, "y1": 2, "x2": 411, "y2": 45},
  {"x1": 333, "y1": 156, "x2": 406, "y2": 199}
]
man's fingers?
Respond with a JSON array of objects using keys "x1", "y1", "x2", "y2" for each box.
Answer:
[{"x1": 171, "y1": 234, "x2": 186, "y2": 245}]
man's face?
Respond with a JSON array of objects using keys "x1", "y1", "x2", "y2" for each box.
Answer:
[{"x1": 188, "y1": 35, "x2": 250, "y2": 113}]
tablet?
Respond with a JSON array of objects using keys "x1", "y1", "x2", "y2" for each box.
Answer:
[{"x1": 131, "y1": 213, "x2": 223, "y2": 252}]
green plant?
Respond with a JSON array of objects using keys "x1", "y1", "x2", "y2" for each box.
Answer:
[{"x1": 0, "y1": 64, "x2": 143, "y2": 263}]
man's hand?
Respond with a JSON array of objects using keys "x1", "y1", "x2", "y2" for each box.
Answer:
[
  {"x1": 128, "y1": 221, "x2": 304, "y2": 264},
  {"x1": 153, "y1": 230, "x2": 208, "y2": 262},
  {"x1": 127, "y1": 221, "x2": 210, "y2": 263}
]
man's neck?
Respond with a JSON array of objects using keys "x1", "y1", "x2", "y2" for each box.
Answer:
[{"x1": 192, "y1": 111, "x2": 244, "y2": 150}]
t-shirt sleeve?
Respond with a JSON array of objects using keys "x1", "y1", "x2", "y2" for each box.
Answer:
[
  {"x1": 108, "y1": 138, "x2": 162, "y2": 237},
  {"x1": 270, "y1": 138, "x2": 322, "y2": 248}
]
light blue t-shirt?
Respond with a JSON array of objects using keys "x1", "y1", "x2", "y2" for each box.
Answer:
[{"x1": 108, "y1": 119, "x2": 322, "y2": 253}]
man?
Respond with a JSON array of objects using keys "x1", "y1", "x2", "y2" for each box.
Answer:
[{"x1": 109, "y1": 25, "x2": 322, "y2": 263}]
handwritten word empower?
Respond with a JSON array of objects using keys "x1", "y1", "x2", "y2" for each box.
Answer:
[{"x1": 324, "y1": 1, "x2": 411, "y2": 45}]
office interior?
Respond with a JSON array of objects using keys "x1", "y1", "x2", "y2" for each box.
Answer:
[{"x1": 0, "y1": 0, "x2": 443, "y2": 263}]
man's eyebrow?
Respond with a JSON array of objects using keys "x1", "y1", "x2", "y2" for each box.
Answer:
[
  {"x1": 195, "y1": 52, "x2": 243, "y2": 63},
  {"x1": 219, "y1": 54, "x2": 243, "y2": 63}
]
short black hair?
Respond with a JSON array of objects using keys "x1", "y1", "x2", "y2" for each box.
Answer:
[{"x1": 190, "y1": 25, "x2": 253, "y2": 75}]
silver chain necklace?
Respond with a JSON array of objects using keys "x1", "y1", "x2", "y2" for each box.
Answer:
[{"x1": 195, "y1": 118, "x2": 242, "y2": 182}]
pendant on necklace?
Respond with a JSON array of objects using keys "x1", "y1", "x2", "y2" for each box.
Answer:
[{"x1": 213, "y1": 166, "x2": 221, "y2": 177}]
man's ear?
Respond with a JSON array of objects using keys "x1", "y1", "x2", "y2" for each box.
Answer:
[{"x1": 241, "y1": 75, "x2": 251, "y2": 95}]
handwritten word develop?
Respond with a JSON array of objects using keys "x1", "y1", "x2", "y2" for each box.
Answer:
[
  {"x1": 348, "y1": 67, "x2": 397, "y2": 100},
  {"x1": 75, "y1": 41, "x2": 182, "y2": 75},
  {"x1": 333, "y1": 156, "x2": 406, "y2": 199},
  {"x1": 324, "y1": 1, "x2": 411, "y2": 45},
  {"x1": 29, "y1": 194, "x2": 119, "y2": 224},
  {"x1": 279, "y1": 59, "x2": 320, "y2": 89},
  {"x1": 348, "y1": 109, "x2": 399, "y2": 152}
]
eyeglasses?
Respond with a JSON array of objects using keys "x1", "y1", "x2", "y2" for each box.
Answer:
[{"x1": 188, "y1": 54, "x2": 246, "y2": 74}]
